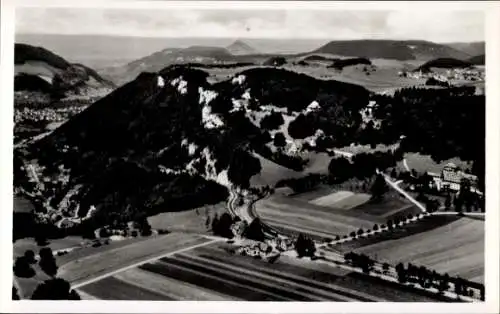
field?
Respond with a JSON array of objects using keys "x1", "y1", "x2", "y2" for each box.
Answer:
[
  {"x1": 256, "y1": 186, "x2": 420, "y2": 241},
  {"x1": 329, "y1": 216, "x2": 484, "y2": 283},
  {"x1": 256, "y1": 195, "x2": 379, "y2": 240},
  {"x1": 349, "y1": 195, "x2": 422, "y2": 221},
  {"x1": 310, "y1": 191, "x2": 371, "y2": 210},
  {"x1": 147, "y1": 202, "x2": 226, "y2": 234},
  {"x1": 77, "y1": 242, "x2": 448, "y2": 301},
  {"x1": 59, "y1": 232, "x2": 212, "y2": 286}
]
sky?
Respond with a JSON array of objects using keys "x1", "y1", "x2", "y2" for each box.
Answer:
[{"x1": 15, "y1": 7, "x2": 485, "y2": 42}]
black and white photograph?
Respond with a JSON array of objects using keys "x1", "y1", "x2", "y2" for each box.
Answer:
[{"x1": 2, "y1": 0, "x2": 500, "y2": 312}]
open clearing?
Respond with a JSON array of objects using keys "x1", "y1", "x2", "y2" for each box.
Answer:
[
  {"x1": 148, "y1": 202, "x2": 226, "y2": 234},
  {"x1": 250, "y1": 153, "x2": 303, "y2": 187},
  {"x1": 351, "y1": 217, "x2": 484, "y2": 283},
  {"x1": 59, "y1": 232, "x2": 211, "y2": 286},
  {"x1": 77, "y1": 242, "x2": 447, "y2": 301}
]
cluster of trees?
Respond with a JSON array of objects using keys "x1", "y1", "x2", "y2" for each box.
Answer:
[
  {"x1": 370, "y1": 174, "x2": 389, "y2": 202},
  {"x1": 328, "y1": 150, "x2": 403, "y2": 183},
  {"x1": 260, "y1": 111, "x2": 285, "y2": 130},
  {"x1": 294, "y1": 233, "x2": 316, "y2": 258},
  {"x1": 395, "y1": 262, "x2": 484, "y2": 300},
  {"x1": 263, "y1": 56, "x2": 287, "y2": 67},
  {"x1": 425, "y1": 78, "x2": 450, "y2": 87},
  {"x1": 275, "y1": 174, "x2": 325, "y2": 194},
  {"x1": 242, "y1": 218, "x2": 266, "y2": 242},
  {"x1": 182, "y1": 62, "x2": 255, "y2": 69},
  {"x1": 227, "y1": 149, "x2": 262, "y2": 188},
  {"x1": 13, "y1": 250, "x2": 36, "y2": 278},
  {"x1": 328, "y1": 57, "x2": 372, "y2": 70},
  {"x1": 12, "y1": 246, "x2": 80, "y2": 300},
  {"x1": 344, "y1": 252, "x2": 375, "y2": 274},
  {"x1": 32, "y1": 278, "x2": 81, "y2": 300},
  {"x1": 371, "y1": 86, "x2": 484, "y2": 193},
  {"x1": 211, "y1": 213, "x2": 236, "y2": 238}
]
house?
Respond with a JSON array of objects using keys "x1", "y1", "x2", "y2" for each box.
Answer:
[{"x1": 427, "y1": 163, "x2": 479, "y2": 193}]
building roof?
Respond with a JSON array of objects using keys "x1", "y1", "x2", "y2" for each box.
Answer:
[{"x1": 442, "y1": 169, "x2": 462, "y2": 184}]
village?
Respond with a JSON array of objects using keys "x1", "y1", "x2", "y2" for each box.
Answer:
[{"x1": 399, "y1": 67, "x2": 485, "y2": 83}]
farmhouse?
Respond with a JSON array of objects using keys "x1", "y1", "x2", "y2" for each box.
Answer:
[{"x1": 427, "y1": 163, "x2": 480, "y2": 194}]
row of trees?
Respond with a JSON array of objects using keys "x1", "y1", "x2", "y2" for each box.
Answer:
[
  {"x1": 344, "y1": 252, "x2": 375, "y2": 274},
  {"x1": 342, "y1": 250, "x2": 484, "y2": 300},
  {"x1": 395, "y1": 262, "x2": 484, "y2": 300}
]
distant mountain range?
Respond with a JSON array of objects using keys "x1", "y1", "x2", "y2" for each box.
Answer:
[
  {"x1": 313, "y1": 40, "x2": 471, "y2": 61},
  {"x1": 98, "y1": 39, "x2": 485, "y2": 86},
  {"x1": 445, "y1": 42, "x2": 485, "y2": 57},
  {"x1": 14, "y1": 43, "x2": 115, "y2": 100},
  {"x1": 467, "y1": 54, "x2": 485, "y2": 65}
]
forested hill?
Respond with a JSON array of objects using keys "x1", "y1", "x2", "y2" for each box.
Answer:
[
  {"x1": 14, "y1": 43, "x2": 115, "y2": 99},
  {"x1": 16, "y1": 65, "x2": 370, "y2": 236}
]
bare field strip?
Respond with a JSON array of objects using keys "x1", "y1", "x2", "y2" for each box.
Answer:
[
  {"x1": 310, "y1": 191, "x2": 354, "y2": 207},
  {"x1": 175, "y1": 254, "x2": 358, "y2": 301},
  {"x1": 188, "y1": 247, "x2": 379, "y2": 301},
  {"x1": 56, "y1": 235, "x2": 156, "y2": 265},
  {"x1": 114, "y1": 268, "x2": 231, "y2": 301},
  {"x1": 140, "y1": 261, "x2": 288, "y2": 301},
  {"x1": 333, "y1": 215, "x2": 461, "y2": 252},
  {"x1": 353, "y1": 218, "x2": 484, "y2": 283},
  {"x1": 330, "y1": 194, "x2": 371, "y2": 210},
  {"x1": 59, "y1": 232, "x2": 210, "y2": 285},
  {"x1": 157, "y1": 256, "x2": 320, "y2": 301},
  {"x1": 264, "y1": 218, "x2": 345, "y2": 241},
  {"x1": 191, "y1": 245, "x2": 445, "y2": 302},
  {"x1": 311, "y1": 192, "x2": 371, "y2": 210},
  {"x1": 78, "y1": 276, "x2": 173, "y2": 300}
]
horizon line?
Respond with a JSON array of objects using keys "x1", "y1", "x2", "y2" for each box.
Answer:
[{"x1": 15, "y1": 33, "x2": 485, "y2": 44}]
